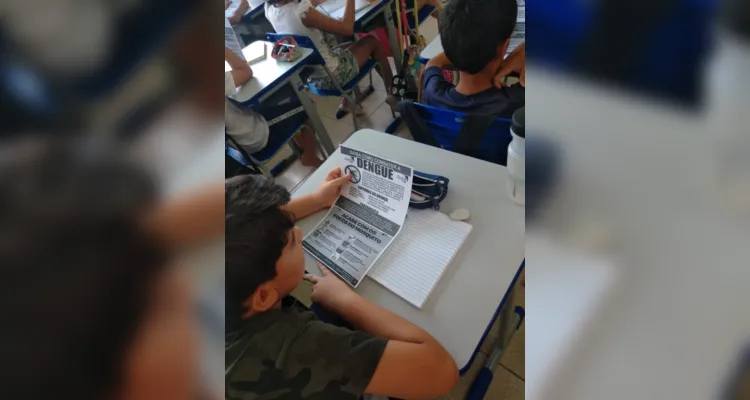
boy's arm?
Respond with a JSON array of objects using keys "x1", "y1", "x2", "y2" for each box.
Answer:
[
  {"x1": 425, "y1": 51, "x2": 451, "y2": 70},
  {"x1": 284, "y1": 167, "x2": 351, "y2": 220},
  {"x1": 284, "y1": 193, "x2": 328, "y2": 220},
  {"x1": 225, "y1": 47, "x2": 253, "y2": 87},
  {"x1": 494, "y1": 41, "x2": 525, "y2": 88},
  {"x1": 306, "y1": 266, "x2": 459, "y2": 399},
  {"x1": 422, "y1": 52, "x2": 454, "y2": 104},
  {"x1": 301, "y1": 0, "x2": 356, "y2": 36}
]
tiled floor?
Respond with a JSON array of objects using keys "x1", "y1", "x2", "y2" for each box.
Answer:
[{"x1": 277, "y1": 17, "x2": 525, "y2": 399}]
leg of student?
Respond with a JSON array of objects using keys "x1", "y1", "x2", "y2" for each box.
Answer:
[
  {"x1": 293, "y1": 122, "x2": 323, "y2": 168},
  {"x1": 348, "y1": 35, "x2": 394, "y2": 92}
]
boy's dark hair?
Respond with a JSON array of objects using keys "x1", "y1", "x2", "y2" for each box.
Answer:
[
  {"x1": 0, "y1": 139, "x2": 168, "y2": 399},
  {"x1": 440, "y1": 0, "x2": 518, "y2": 74},
  {"x1": 225, "y1": 174, "x2": 294, "y2": 326}
]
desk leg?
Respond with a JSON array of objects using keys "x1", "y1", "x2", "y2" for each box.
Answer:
[
  {"x1": 290, "y1": 74, "x2": 336, "y2": 156},
  {"x1": 383, "y1": 3, "x2": 402, "y2": 71}
]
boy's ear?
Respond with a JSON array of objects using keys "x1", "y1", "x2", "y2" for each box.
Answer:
[
  {"x1": 496, "y1": 38, "x2": 511, "y2": 59},
  {"x1": 243, "y1": 283, "x2": 280, "y2": 315}
]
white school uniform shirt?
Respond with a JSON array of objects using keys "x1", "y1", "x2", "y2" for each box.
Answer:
[
  {"x1": 225, "y1": 71, "x2": 270, "y2": 153},
  {"x1": 264, "y1": 0, "x2": 338, "y2": 78},
  {"x1": 225, "y1": 0, "x2": 241, "y2": 18},
  {"x1": 225, "y1": 17, "x2": 246, "y2": 60}
]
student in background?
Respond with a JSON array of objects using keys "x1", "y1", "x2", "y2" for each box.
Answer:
[
  {"x1": 225, "y1": 47, "x2": 323, "y2": 167},
  {"x1": 264, "y1": 0, "x2": 398, "y2": 109},
  {"x1": 422, "y1": 0, "x2": 524, "y2": 117},
  {"x1": 225, "y1": 16, "x2": 247, "y2": 59},
  {"x1": 225, "y1": 173, "x2": 459, "y2": 400},
  {"x1": 226, "y1": 0, "x2": 250, "y2": 24}
]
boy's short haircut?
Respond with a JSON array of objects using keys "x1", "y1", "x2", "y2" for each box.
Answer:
[
  {"x1": 225, "y1": 174, "x2": 294, "y2": 322},
  {"x1": 440, "y1": 0, "x2": 518, "y2": 74}
]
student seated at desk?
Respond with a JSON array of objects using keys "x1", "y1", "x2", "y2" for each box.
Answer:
[
  {"x1": 225, "y1": 47, "x2": 323, "y2": 167},
  {"x1": 264, "y1": 0, "x2": 397, "y2": 108},
  {"x1": 225, "y1": 174, "x2": 459, "y2": 400},
  {"x1": 422, "y1": 0, "x2": 525, "y2": 118}
]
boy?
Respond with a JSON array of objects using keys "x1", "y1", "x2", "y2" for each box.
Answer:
[
  {"x1": 422, "y1": 0, "x2": 524, "y2": 117},
  {"x1": 225, "y1": 173, "x2": 459, "y2": 400},
  {"x1": 225, "y1": 46, "x2": 323, "y2": 167}
]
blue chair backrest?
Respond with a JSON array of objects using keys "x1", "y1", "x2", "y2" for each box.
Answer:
[
  {"x1": 413, "y1": 102, "x2": 512, "y2": 165},
  {"x1": 226, "y1": 144, "x2": 250, "y2": 165}
]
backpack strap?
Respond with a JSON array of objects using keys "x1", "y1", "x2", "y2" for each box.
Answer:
[
  {"x1": 397, "y1": 100, "x2": 442, "y2": 148},
  {"x1": 452, "y1": 113, "x2": 497, "y2": 158}
]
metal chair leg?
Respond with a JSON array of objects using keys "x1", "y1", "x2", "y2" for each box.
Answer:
[{"x1": 344, "y1": 92, "x2": 360, "y2": 130}]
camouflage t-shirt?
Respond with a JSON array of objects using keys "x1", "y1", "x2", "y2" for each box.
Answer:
[{"x1": 226, "y1": 308, "x2": 388, "y2": 400}]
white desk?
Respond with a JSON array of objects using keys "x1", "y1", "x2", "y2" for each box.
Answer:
[
  {"x1": 242, "y1": 0, "x2": 266, "y2": 20},
  {"x1": 293, "y1": 129, "x2": 525, "y2": 371},
  {"x1": 419, "y1": 28, "x2": 524, "y2": 64},
  {"x1": 419, "y1": 33, "x2": 443, "y2": 63},
  {"x1": 225, "y1": 41, "x2": 336, "y2": 155},
  {"x1": 317, "y1": 0, "x2": 374, "y2": 20},
  {"x1": 224, "y1": 42, "x2": 310, "y2": 103}
]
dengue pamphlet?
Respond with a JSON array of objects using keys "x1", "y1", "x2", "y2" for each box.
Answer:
[{"x1": 302, "y1": 146, "x2": 413, "y2": 287}]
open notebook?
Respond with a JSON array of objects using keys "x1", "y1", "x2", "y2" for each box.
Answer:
[{"x1": 368, "y1": 209, "x2": 472, "y2": 308}]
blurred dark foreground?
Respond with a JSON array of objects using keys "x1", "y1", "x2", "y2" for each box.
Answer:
[{"x1": 0, "y1": 0, "x2": 224, "y2": 398}]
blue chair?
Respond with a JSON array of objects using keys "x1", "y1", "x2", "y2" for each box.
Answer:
[
  {"x1": 226, "y1": 128, "x2": 301, "y2": 177},
  {"x1": 266, "y1": 33, "x2": 381, "y2": 130},
  {"x1": 398, "y1": 101, "x2": 513, "y2": 165},
  {"x1": 226, "y1": 139, "x2": 263, "y2": 177}
]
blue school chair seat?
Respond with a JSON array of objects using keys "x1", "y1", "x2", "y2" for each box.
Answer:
[
  {"x1": 226, "y1": 142, "x2": 262, "y2": 177},
  {"x1": 266, "y1": 33, "x2": 379, "y2": 130},
  {"x1": 398, "y1": 101, "x2": 513, "y2": 165},
  {"x1": 250, "y1": 121, "x2": 302, "y2": 164},
  {"x1": 226, "y1": 127, "x2": 301, "y2": 177}
]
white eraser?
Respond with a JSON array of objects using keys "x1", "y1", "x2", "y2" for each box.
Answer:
[{"x1": 449, "y1": 208, "x2": 470, "y2": 221}]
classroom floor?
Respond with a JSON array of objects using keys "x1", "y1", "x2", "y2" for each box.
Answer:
[{"x1": 278, "y1": 18, "x2": 526, "y2": 400}]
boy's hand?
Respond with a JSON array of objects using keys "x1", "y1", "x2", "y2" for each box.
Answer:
[
  {"x1": 304, "y1": 263, "x2": 356, "y2": 311},
  {"x1": 493, "y1": 42, "x2": 525, "y2": 88},
  {"x1": 313, "y1": 167, "x2": 351, "y2": 209}
]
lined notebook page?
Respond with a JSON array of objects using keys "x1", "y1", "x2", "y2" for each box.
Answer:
[{"x1": 368, "y1": 209, "x2": 472, "y2": 308}]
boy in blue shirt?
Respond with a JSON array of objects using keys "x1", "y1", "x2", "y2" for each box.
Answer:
[{"x1": 423, "y1": 0, "x2": 525, "y2": 117}]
